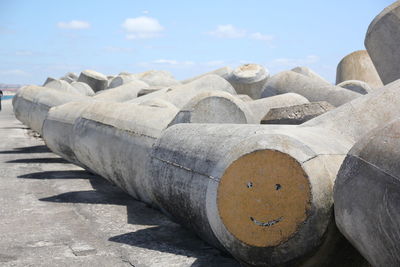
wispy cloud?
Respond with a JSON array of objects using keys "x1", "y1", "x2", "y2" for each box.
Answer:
[
  {"x1": 57, "y1": 20, "x2": 91, "y2": 29},
  {"x1": 207, "y1": 24, "x2": 246, "y2": 38},
  {"x1": 15, "y1": 50, "x2": 34, "y2": 56},
  {"x1": 122, "y1": 16, "x2": 164, "y2": 39},
  {"x1": 152, "y1": 59, "x2": 195, "y2": 66},
  {"x1": 207, "y1": 24, "x2": 274, "y2": 43}
]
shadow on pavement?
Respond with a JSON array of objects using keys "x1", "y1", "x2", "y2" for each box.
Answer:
[
  {"x1": 0, "y1": 145, "x2": 50, "y2": 154},
  {"x1": 6, "y1": 157, "x2": 69, "y2": 164},
  {"x1": 18, "y1": 170, "x2": 94, "y2": 180}
]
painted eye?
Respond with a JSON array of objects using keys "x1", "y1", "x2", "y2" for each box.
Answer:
[
  {"x1": 247, "y1": 182, "x2": 253, "y2": 188},
  {"x1": 275, "y1": 184, "x2": 282, "y2": 190}
]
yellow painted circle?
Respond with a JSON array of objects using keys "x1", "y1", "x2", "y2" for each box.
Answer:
[{"x1": 217, "y1": 150, "x2": 311, "y2": 247}]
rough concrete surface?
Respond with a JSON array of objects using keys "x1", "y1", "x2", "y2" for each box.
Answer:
[{"x1": 0, "y1": 99, "x2": 239, "y2": 267}]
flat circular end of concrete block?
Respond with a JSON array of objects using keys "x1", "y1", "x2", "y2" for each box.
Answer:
[
  {"x1": 80, "y1": 70, "x2": 107, "y2": 81},
  {"x1": 231, "y1": 64, "x2": 269, "y2": 83},
  {"x1": 366, "y1": 1, "x2": 400, "y2": 39},
  {"x1": 217, "y1": 149, "x2": 311, "y2": 247}
]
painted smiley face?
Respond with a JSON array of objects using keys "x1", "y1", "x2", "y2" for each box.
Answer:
[{"x1": 217, "y1": 150, "x2": 311, "y2": 247}]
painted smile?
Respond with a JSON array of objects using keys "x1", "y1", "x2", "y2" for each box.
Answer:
[{"x1": 250, "y1": 216, "x2": 283, "y2": 227}]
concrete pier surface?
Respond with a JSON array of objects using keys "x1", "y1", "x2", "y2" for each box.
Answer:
[{"x1": 0, "y1": 99, "x2": 238, "y2": 267}]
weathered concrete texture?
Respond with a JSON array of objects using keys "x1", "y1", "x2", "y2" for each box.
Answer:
[
  {"x1": 365, "y1": 1, "x2": 400, "y2": 85},
  {"x1": 336, "y1": 50, "x2": 383, "y2": 89},
  {"x1": 77, "y1": 70, "x2": 108, "y2": 92},
  {"x1": 43, "y1": 77, "x2": 57, "y2": 86},
  {"x1": 150, "y1": 78, "x2": 400, "y2": 266},
  {"x1": 334, "y1": 119, "x2": 400, "y2": 267},
  {"x1": 108, "y1": 74, "x2": 138, "y2": 89},
  {"x1": 181, "y1": 67, "x2": 233, "y2": 84},
  {"x1": 169, "y1": 92, "x2": 308, "y2": 125},
  {"x1": 226, "y1": 64, "x2": 269, "y2": 99},
  {"x1": 261, "y1": 70, "x2": 361, "y2": 107},
  {"x1": 137, "y1": 88, "x2": 162, "y2": 97},
  {"x1": 337, "y1": 80, "x2": 373, "y2": 94},
  {"x1": 12, "y1": 86, "x2": 88, "y2": 134},
  {"x1": 291, "y1": 66, "x2": 331, "y2": 85},
  {"x1": 128, "y1": 74, "x2": 237, "y2": 109},
  {"x1": 261, "y1": 101, "x2": 335, "y2": 125},
  {"x1": 60, "y1": 72, "x2": 78, "y2": 83},
  {"x1": 0, "y1": 100, "x2": 238, "y2": 267},
  {"x1": 134, "y1": 70, "x2": 180, "y2": 87},
  {"x1": 93, "y1": 80, "x2": 150, "y2": 102},
  {"x1": 71, "y1": 81, "x2": 95, "y2": 96},
  {"x1": 44, "y1": 79, "x2": 81, "y2": 95}
]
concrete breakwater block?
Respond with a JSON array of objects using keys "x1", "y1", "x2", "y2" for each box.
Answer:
[
  {"x1": 93, "y1": 80, "x2": 150, "y2": 102},
  {"x1": 181, "y1": 66, "x2": 233, "y2": 84},
  {"x1": 336, "y1": 50, "x2": 383, "y2": 89},
  {"x1": 70, "y1": 82, "x2": 95, "y2": 96},
  {"x1": 291, "y1": 66, "x2": 331, "y2": 85},
  {"x1": 12, "y1": 85, "x2": 88, "y2": 134},
  {"x1": 337, "y1": 80, "x2": 373, "y2": 95},
  {"x1": 149, "y1": 78, "x2": 400, "y2": 266},
  {"x1": 127, "y1": 74, "x2": 237, "y2": 109},
  {"x1": 134, "y1": 70, "x2": 180, "y2": 87},
  {"x1": 108, "y1": 74, "x2": 138, "y2": 89},
  {"x1": 226, "y1": 64, "x2": 269, "y2": 99},
  {"x1": 334, "y1": 119, "x2": 400, "y2": 267},
  {"x1": 60, "y1": 72, "x2": 78, "y2": 83},
  {"x1": 261, "y1": 70, "x2": 361, "y2": 107},
  {"x1": 169, "y1": 92, "x2": 309, "y2": 125},
  {"x1": 77, "y1": 70, "x2": 108, "y2": 92},
  {"x1": 44, "y1": 79, "x2": 81, "y2": 95},
  {"x1": 365, "y1": 1, "x2": 400, "y2": 85},
  {"x1": 261, "y1": 101, "x2": 335, "y2": 125}
]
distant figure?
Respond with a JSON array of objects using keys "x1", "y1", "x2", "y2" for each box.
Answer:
[{"x1": 0, "y1": 90, "x2": 3, "y2": 111}]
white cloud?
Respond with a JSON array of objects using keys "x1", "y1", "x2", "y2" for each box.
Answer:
[
  {"x1": 57, "y1": 20, "x2": 91, "y2": 29},
  {"x1": 152, "y1": 59, "x2": 195, "y2": 66},
  {"x1": 249, "y1": 32, "x2": 274, "y2": 41},
  {"x1": 122, "y1": 16, "x2": 164, "y2": 39},
  {"x1": 142, "y1": 10, "x2": 149, "y2": 14},
  {"x1": 208, "y1": 24, "x2": 246, "y2": 38}
]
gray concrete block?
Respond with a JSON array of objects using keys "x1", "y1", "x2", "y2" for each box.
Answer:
[
  {"x1": 134, "y1": 70, "x2": 180, "y2": 87},
  {"x1": 291, "y1": 66, "x2": 331, "y2": 85},
  {"x1": 261, "y1": 70, "x2": 361, "y2": 107},
  {"x1": 337, "y1": 80, "x2": 373, "y2": 94},
  {"x1": 149, "y1": 78, "x2": 400, "y2": 266},
  {"x1": 336, "y1": 50, "x2": 383, "y2": 89},
  {"x1": 261, "y1": 101, "x2": 335, "y2": 125},
  {"x1": 365, "y1": 1, "x2": 400, "y2": 85},
  {"x1": 181, "y1": 66, "x2": 233, "y2": 84},
  {"x1": 44, "y1": 79, "x2": 81, "y2": 95},
  {"x1": 71, "y1": 82, "x2": 95, "y2": 96},
  {"x1": 334, "y1": 119, "x2": 400, "y2": 267},
  {"x1": 60, "y1": 72, "x2": 78, "y2": 83},
  {"x1": 226, "y1": 64, "x2": 269, "y2": 99},
  {"x1": 108, "y1": 74, "x2": 138, "y2": 89},
  {"x1": 77, "y1": 70, "x2": 108, "y2": 92},
  {"x1": 93, "y1": 80, "x2": 150, "y2": 102}
]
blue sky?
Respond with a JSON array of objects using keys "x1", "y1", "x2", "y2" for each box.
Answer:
[{"x1": 0, "y1": 0, "x2": 394, "y2": 85}]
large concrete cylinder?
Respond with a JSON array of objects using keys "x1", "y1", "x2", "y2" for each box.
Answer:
[
  {"x1": 133, "y1": 70, "x2": 180, "y2": 87},
  {"x1": 181, "y1": 66, "x2": 233, "y2": 84},
  {"x1": 128, "y1": 74, "x2": 237, "y2": 108},
  {"x1": 365, "y1": 1, "x2": 400, "y2": 85},
  {"x1": 44, "y1": 79, "x2": 81, "y2": 95},
  {"x1": 261, "y1": 70, "x2": 361, "y2": 107},
  {"x1": 336, "y1": 80, "x2": 373, "y2": 95},
  {"x1": 336, "y1": 50, "x2": 383, "y2": 89},
  {"x1": 170, "y1": 91, "x2": 309, "y2": 125},
  {"x1": 77, "y1": 70, "x2": 108, "y2": 92},
  {"x1": 149, "y1": 78, "x2": 400, "y2": 266},
  {"x1": 334, "y1": 119, "x2": 400, "y2": 267},
  {"x1": 93, "y1": 80, "x2": 150, "y2": 102},
  {"x1": 108, "y1": 74, "x2": 138, "y2": 89},
  {"x1": 12, "y1": 85, "x2": 88, "y2": 134},
  {"x1": 70, "y1": 82, "x2": 95, "y2": 96},
  {"x1": 291, "y1": 66, "x2": 331, "y2": 86},
  {"x1": 226, "y1": 64, "x2": 269, "y2": 99},
  {"x1": 72, "y1": 100, "x2": 179, "y2": 204}
]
